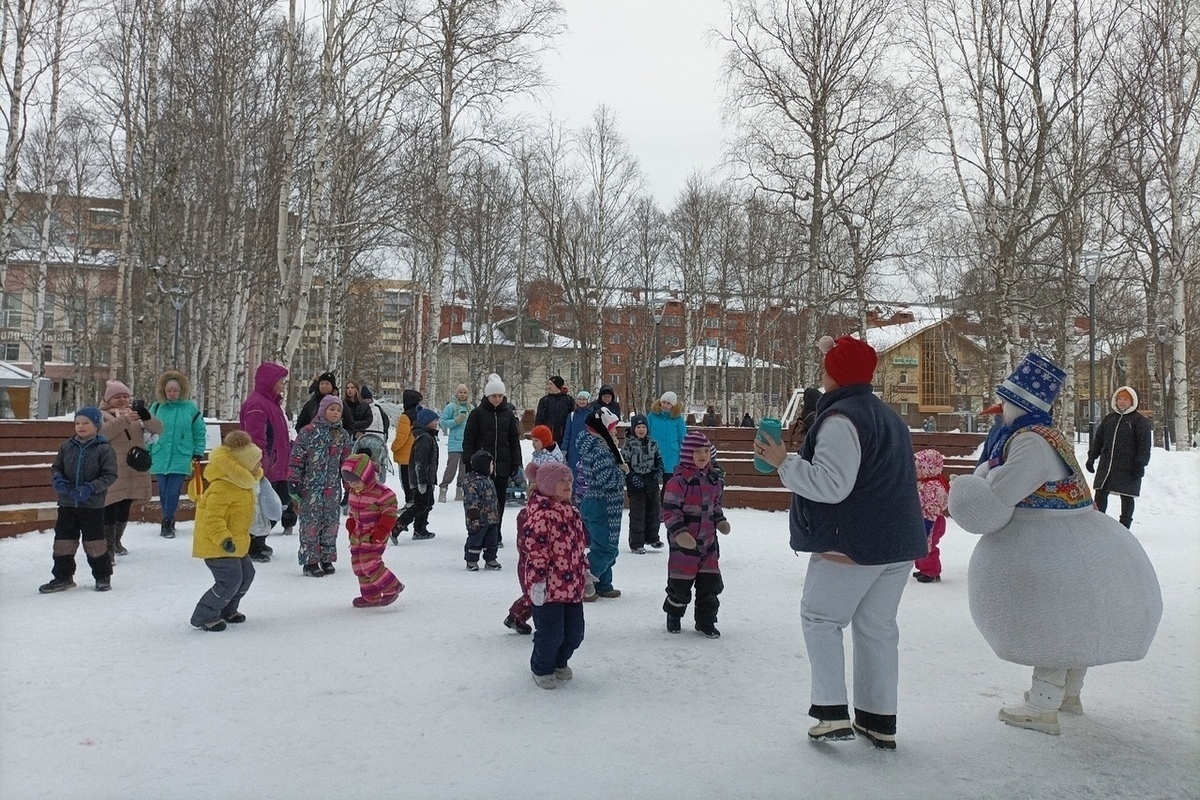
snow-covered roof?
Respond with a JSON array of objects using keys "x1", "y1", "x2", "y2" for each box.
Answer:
[
  {"x1": 0, "y1": 361, "x2": 35, "y2": 382},
  {"x1": 862, "y1": 305, "x2": 951, "y2": 353},
  {"x1": 6, "y1": 247, "x2": 119, "y2": 267},
  {"x1": 440, "y1": 317, "x2": 581, "y2": 350},
  {"x1": 658, "y1": 345, "x2": 783, "y2": 370}
]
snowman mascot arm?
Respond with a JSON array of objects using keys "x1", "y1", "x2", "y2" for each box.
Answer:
[{"x1": 948, "y1": 431, "x2": 1069, "y2": 536}]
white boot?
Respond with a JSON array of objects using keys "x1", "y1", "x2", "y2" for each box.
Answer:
[
  {"x1": 807, "y1": 719, "x2": 854, "y2": 741},
  {"x1": 999, "y1": 704, "x2": 1060, "y2": 735},
  {"x1": 532, "y1": 673, "x2": 557, "y2": 690}
]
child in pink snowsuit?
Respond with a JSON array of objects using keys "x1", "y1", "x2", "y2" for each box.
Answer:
[
  {"x1": 342, "y1": 454, "x2": 404, "y2": 607},
  {"x1": 912, "y1": 448, "x2": 949, "y2": 583}
]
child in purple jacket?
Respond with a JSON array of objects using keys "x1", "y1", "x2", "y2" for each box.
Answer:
[{"x1": 662, "y1": 432, "x2": 730, "y2": 638}]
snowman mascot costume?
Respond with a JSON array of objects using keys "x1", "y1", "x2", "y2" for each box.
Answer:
[{"x1": 948, "y1": 353, "x2": 1162, "y2": 735}]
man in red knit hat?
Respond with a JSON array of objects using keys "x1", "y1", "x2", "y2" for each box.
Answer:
[{"x1": 756, "y1": 335, "x2": 927, "y2": 751}]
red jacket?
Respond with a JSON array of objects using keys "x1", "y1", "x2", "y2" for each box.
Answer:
[{"x1": 517, "y1": 491, "x2": 589, "y2": 604}]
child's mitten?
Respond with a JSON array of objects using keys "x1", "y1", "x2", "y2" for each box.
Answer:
[
  {"x1": 530, "y1": 581, "x2": 547, "y2": 607},
  {"x1": 370, "y1": 522, "x2": 393, "y2": 542},
  {"x1": 346, "y1": 518, "x2": 358, "y2": 534},
  {"x1": 69, "y1": 484, "x2": 94, "y2": 504},
  {"x1": 716, "y1": 519, "x2": 731, "y2": 535},
  {"x1": 221, "y1": 538, "x2": 236, "y2": 553},
  {"x1": 51, "y1": 473, "x2": 70, "y2": 494}
]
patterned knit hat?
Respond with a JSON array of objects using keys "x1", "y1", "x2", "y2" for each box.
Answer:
[
  {"x1": 318, "y1": 394, "x2": 343, "y2": 418},
  {"x1": 530, "y1": 425, "x2": 554, "y2": 448},
  {"x1": 526, "y1": 460, "x2": 572, "y2": 496},
  {"x1": 680, "y1": 431, "x2": 712, "y2": 467},
  {"x1": 914, "y1": 448, "x2": 945, "y2": 479},
  {"x1": 997, "y1": 352, "x2": 1065, "y2": 414},
  {"x1": 341, "y1": 453, "x2": 377, "y2": 486}
]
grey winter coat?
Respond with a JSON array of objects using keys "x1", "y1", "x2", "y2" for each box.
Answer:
[{"x1": 51, "y1": 435, "x2": 119, "y2": 509}]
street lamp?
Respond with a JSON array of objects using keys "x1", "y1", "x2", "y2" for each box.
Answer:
[
  {"x1": 1155, "y1": 324, "x2": 1171, "y2": 451},
  {"x1": 1081, "y1": 251, "x2": 1104, "y2": 443},
  {"x1": 653, "y1": 307, "x2": 663, "y2": 401},
  {"x1": 150, "y1": 255, "x2": 194, "y2": 368}
]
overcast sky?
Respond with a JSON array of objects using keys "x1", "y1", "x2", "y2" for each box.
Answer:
[{"x1": 533, "y1": 0, "x2": 733, "y2": 207}]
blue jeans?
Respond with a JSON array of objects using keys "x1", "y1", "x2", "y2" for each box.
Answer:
[
  {"x1": 155, "y1": 473, "x2": 188, "y2": 520},
  {"x1": 530, "y1": 602, "x2": 585, "y2": 677}
]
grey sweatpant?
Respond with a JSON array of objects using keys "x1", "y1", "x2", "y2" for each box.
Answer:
[
  {"x1": 800, "y1": 554, "x2": 911, "y2": 716},
  {"x1": 192, "y1": 556, "x2": 256, "y2": 627}
]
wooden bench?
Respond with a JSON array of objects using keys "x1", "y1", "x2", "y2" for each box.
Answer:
[{"x1": 0, "y1": 419, "x2": 239, "y2": 538}]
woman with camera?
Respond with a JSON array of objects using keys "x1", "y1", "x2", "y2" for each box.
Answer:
[{"x1": 100, "y1": 379, "x2": 163, "y2": 560}]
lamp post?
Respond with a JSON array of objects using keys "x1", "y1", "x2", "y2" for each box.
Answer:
[
  {"x1": 150, "y1": 255, "x2": 194, "y2": 368},
  {"x1": 1155, "y1": 324, "x2": 1171, "y2": 451},
  {"x1": 653, "y1": 308, "x2": 663, "y2": 401},
  {"x1": 1081, "y1": 251, "x2": 1104, "y2": 443}
]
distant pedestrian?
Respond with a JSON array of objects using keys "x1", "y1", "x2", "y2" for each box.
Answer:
[
  {"x1": 239, "y1": 362, "x2": 295, "y2": 544},
  {"x1": 149, "y1": 370, "x2": 206, "y2": 544},
  {"x1": 1086, "y1": 386, "x2": 1152, "y2": 529},
  {"x1": 646, "y1": 391, "x2": 687, "y2": 476},
  {"x1": 535, "y1": 376, "x2": 574, "y2": 447},
  {"x1": 395, "y1": 408, "x2": 440, "y2": 541},
  {"x1": 438, "y1": 384, "x2": 473, "y2": 502},
  {"x1": 620, "y1": 413, "x2": 664, "y2": 553},
  {"x1": 289, "y1": 395, "x2": 353, "y2": 576}
]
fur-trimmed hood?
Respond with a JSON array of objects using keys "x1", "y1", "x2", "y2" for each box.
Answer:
[
  {"x1": 1110, "y1": 385, "x2": 1140, "y2": 414},
  {"x1": 155, "y1": 370, "x2": 192, "y2": 402}
]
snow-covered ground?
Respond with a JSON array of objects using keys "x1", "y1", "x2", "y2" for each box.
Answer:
[{"x1": 1, "y1": 443, "x2": 1197, "y2": 800}]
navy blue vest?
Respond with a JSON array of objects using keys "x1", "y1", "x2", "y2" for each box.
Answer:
[{"x1": 788, "y1": 383, "x2": 927, "y2": 565}]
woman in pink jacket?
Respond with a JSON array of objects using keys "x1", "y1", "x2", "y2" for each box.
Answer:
[{"x1": 517, "y1": 461, "x2": 589, "y2": 690}]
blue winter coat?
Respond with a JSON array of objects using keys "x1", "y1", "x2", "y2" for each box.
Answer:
[
  {"x1": 562, "y1": 406, "x2": 591, "y2": 473},
  {"x1": 440, "y1": 400, "x2": 472, "y2": 453},
  {"x1": 646, "y1": 406, "x2": 687, "y2": 474},
  {"x1": 149, "y1": 369, "x2": 207, "y2": 476}
]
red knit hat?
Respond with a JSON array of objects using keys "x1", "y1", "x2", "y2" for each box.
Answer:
[
  {"x1": 530, "y1": 425, "x2": 554, "y2": 448},
  {"x1": 819, "y1": 335, "x2": 878, "y2": 387}
]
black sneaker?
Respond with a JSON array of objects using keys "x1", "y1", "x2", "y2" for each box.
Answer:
[
  {"x1": 695, "y1": 622, "x2": 721, "y2": 639},
  {"x1": 666, "y1": 615, "x2": 682, "y2": 634},
  {"x1": 320, "y1": 562, "x2": 336, "y2": 575},
  {"x1": 465, "y1": 562, "x2": 480, "y2": 572},
  {"x1": 222, "y1": 612, "x2": 247, "y2": 624},
  {"x1": 94, "y1": 578, "x2": 112, "y2": 592},
  {"x1": 504, "y1": 614, "x2": 533, "y2": 635},
  {"x1": 914, "y1": 573, "x2": 940, "y2": 583},
  {"x1": 412, "y1": 531, "x2": 435, "y2": 541},
  {"x1": 303, "y1": 563, "x2": 325, "y2": 578},
  {"x1": 484, "y1": 560, "x2": 502, "y2": 570},
  {"x1": 193, "y1": 619, "x2": 227, "y2": 632},
  {"x1": 38, "y1": 577, "x2": 76, "y2": 594}
]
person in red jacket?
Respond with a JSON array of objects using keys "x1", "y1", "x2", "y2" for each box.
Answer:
[
  {"x1": 342, "y1": 454, "x2": 404, "y2": 607},
  {"x1": 239, "y1": 362, "x2": 294, "y2": 551},
  {"x1": 518, "y1": 460, "x2": 589, "y2": 689}
]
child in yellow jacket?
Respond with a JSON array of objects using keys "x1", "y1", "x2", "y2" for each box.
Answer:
[{"x1": 190, "y1": 431, "x2": 263, "y2": 632}]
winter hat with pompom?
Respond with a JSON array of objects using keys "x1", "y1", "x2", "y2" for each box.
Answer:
[
  {"x1": 819, "y1": 335, "x2": 878, "y2": 387},
  {"x1": 484, "y1": 373, "x2": 506, "y2": 396},
  {"x1": 526, "y1": 460, "x2": 573, "y2": 496},
  {"x1": 223, "y1": 429, "x2": 262, "y2": 472},
  {"x1": 530, "y1": 425, "x2": 554, "y2": 448}
]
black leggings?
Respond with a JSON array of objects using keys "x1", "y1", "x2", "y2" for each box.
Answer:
[
  {"x1": 1094, "y1": 491, "x2": 1134, "y2": 523},
  {"x1": 103, "y1": 499, "x2": 133, "y2": 525}
]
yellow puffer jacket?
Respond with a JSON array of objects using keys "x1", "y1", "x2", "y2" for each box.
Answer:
[{"x1": 191, "y1": 446, "x2": 262, "y2": 559}]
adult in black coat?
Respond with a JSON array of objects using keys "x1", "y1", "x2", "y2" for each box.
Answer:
[
  {"x1": 295, "y1": 372, "x2": 337, "y2": 432},
  {"x1": 535, "y1": 376, "x2": 575, "y2": 446},
  {"x1": 592, "y1": 383, "x2": 621, "y2": 421},
  {"x1": 463, "y1": 373, "x2": 523, "y2": 536},
  {"x1": 341, "y1": 380, "x2": 372, "y2": 438},
  {"x1": 1086, "y1": 385, "x2": 1152, "y2": 529}
]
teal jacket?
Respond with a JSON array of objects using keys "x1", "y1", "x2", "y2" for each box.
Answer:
[
  {"x1": 440, "y1": 400, "x2": 472, "y2": 453},
  {"x1": 150, "y1": 371, "x2": 207, "y2": 475}
]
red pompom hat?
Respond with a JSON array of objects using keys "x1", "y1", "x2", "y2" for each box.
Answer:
[{"x1": 819, "y1": 335, "x2": 879, "y2": 387}]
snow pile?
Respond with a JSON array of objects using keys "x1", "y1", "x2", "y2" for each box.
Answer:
[{"x1": 0, "y1": 443, "x2": 1196, "y2": 799}]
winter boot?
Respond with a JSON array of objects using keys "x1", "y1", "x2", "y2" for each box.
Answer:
[
  {"x1": 484, "y1": 560, "x2": 502, "y2": 570},
  {"x1": 103, "y1": 523, "x2": 117, "y2": 567},
  {"x1": 554, "y1": 666, "x2": 573, "y2": 681},
  {"x1": 222, "y1": 612, "x2": 247, "y2": 624},
  {"x1": 531, "y1": 673, "x2": 558, "y2": 690},
  {"x1": 438, "y1": 487, "x2": 448, "y2": 503},
  {"x1": 168, "y1": 518, "x2": 177, "y2": 536},
  {"x1": 807, "y1": 719, "x2": 855, "y2": 742},
  {"x1": 695, "y1": 621, "x2": 721, "y2": 639},
  {"x1": 412, "y1": 530, "x2": 436, "y2": 541},
  {"x1": 466, "y1": 562, "x2": 480, "y2": 572},
  {"x1": 160, "y1": 518, "x2": 175, "y2": 539},
  {"x1": 113, "y1": 521, "x2": 129, "y2": 556},
  {"x1": 38, "y1": 577, "x2": 77, "y2": 594},
  {"x1": 1119, "y1": 515, "x2": 1133, "y2": 529},
  {"x1": 303, "y1": 563, "x2": 325, "y2": 577},
  {"x1": 249, "y1": 536, "x2": 272, "y2": 563},
  {"x1": 666, "y1": 615, "x2": 682, "y2": 634},
  {"x1": 193, "y1": 619, "x2": 228, "y2": 632},
  {"x1": 998, "y1": 704, "x2": 1061, "y2": 735},
  {"x1": 95, "y1": 577, "x2": 112, "y2": 592},
  {"x1": 853, "y1": 710, "x2": 897, "y2": 750},
  {"x1": 454, "y1": 488, "x2": 462, "y2": 502},
  {"x1": 504, "y1": 614, "x2": 532, "y2": 634},
  {"x1": 320, "y1": 562, "x2": 335, "y2": 575}
]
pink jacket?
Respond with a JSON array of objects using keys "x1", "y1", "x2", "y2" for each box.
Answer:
[
  {"x1": 915, "y1": 449, "x2": 949, "y2": 521},
  {"x1": 516, "y1": 491, "x2": 589, "y2": 604},
  {"x1": 344, "y1": 455, "x2": 399, "y2": 538}
]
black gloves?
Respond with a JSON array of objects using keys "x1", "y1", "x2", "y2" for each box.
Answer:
[
  {"x1": 132, "y1": 400, "x2": 151, "y2": 420},
  {"x1": 1084, "y1": 459, "x2": 1095, "y2": 473}
]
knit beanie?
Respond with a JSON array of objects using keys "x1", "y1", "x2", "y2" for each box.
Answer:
[
  {"x1": 997, "y1": 352, "x2": 1065, "y2": 414},
  {"x1": 576, "y1": 390, "x2": 591, "y2": 402},
  {"x1": 315, "y1": 371, "x2": 338, "y2": 393},
  {"x1": 223, "y1": 430, "x2": 262, "y2": 472},
  {"x1": 802, "y1": 387, "x2": 822, "y2": 411},
  {"x1": 416, "y1": 407, "x2": 439, "y2": 428},
  {"x1": 549, "y1": 375, "x2": 565, "y2": 390},
  {"x1": 660, "y1": 391, "x2": 678, "y2": 406},
  {"x1": 530, "y1": 425, "x2": 554, "y2": 448},
  {"x1": 359, "y1": 385, "x2": 372, "y2": 400},
  {"x1": 75, "y1": 407, "x2": 103, "y2": 428},
  {"x1": 819, "y1": 335, "x2": 878, "y2": 387},
  {"x1": 470, "y1": 450, "x2": 494, "y2": 475},
  {"x1": 104, "y1": 380, "x2": 131, "y2": 401},
  {"x1": 526, "y1": 460, "x2": 572, "y2": 496},
  {"x1": 318, "y1": 394, "x2": 343, "y2": 418},
  {"x1": 484, "y1": 373, "x2": 506, "y2": 396},
  {"x1": 680, "y1": 431, "x2": 712, "y2": 468},
  {"x1": 630, "y1": 414, "x2": 648, "y2": 431}
]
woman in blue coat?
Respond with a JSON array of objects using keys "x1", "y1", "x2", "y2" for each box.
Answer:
[
  {"x1": 438, "y1": 383, "x2": 474, "y2": 502},
  {"x1": 149, "y1": 370, "x2": 207, "y2": 539},
  {"x1": 646, "y1": 391, "x2": 687, "y2": 475},
  {"x1": 562, "y1": 391, "x2": 592, "y2": 477}
]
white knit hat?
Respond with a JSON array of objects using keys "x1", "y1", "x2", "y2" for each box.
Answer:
[
  {"x1": 660, "y1": 391, "x2": 678, "y2": 405},
  {"x1": 483, "y1": 373, "x2": 506, "y2": 396}
]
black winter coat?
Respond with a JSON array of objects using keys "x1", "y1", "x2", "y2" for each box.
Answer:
[
  {"x1": 1089, "y1": 409, "x2": 1152, "y2": 497},
  {"x1": 342, "y1": 398, "x2": 372, "y2": 436},
  {"x1": 463, "y1": 397, "x2": 523, "y2": 479},
  {"x1": 591, "y1": 384, "x2": 621, "y2": 421},
  {"x1": 535, "y1": 389, "x2": 575, "y2": 446}
]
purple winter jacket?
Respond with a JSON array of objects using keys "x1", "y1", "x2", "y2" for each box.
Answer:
[{"x1": 240, "y1": 362, "x2": 291, "y2": 482}]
